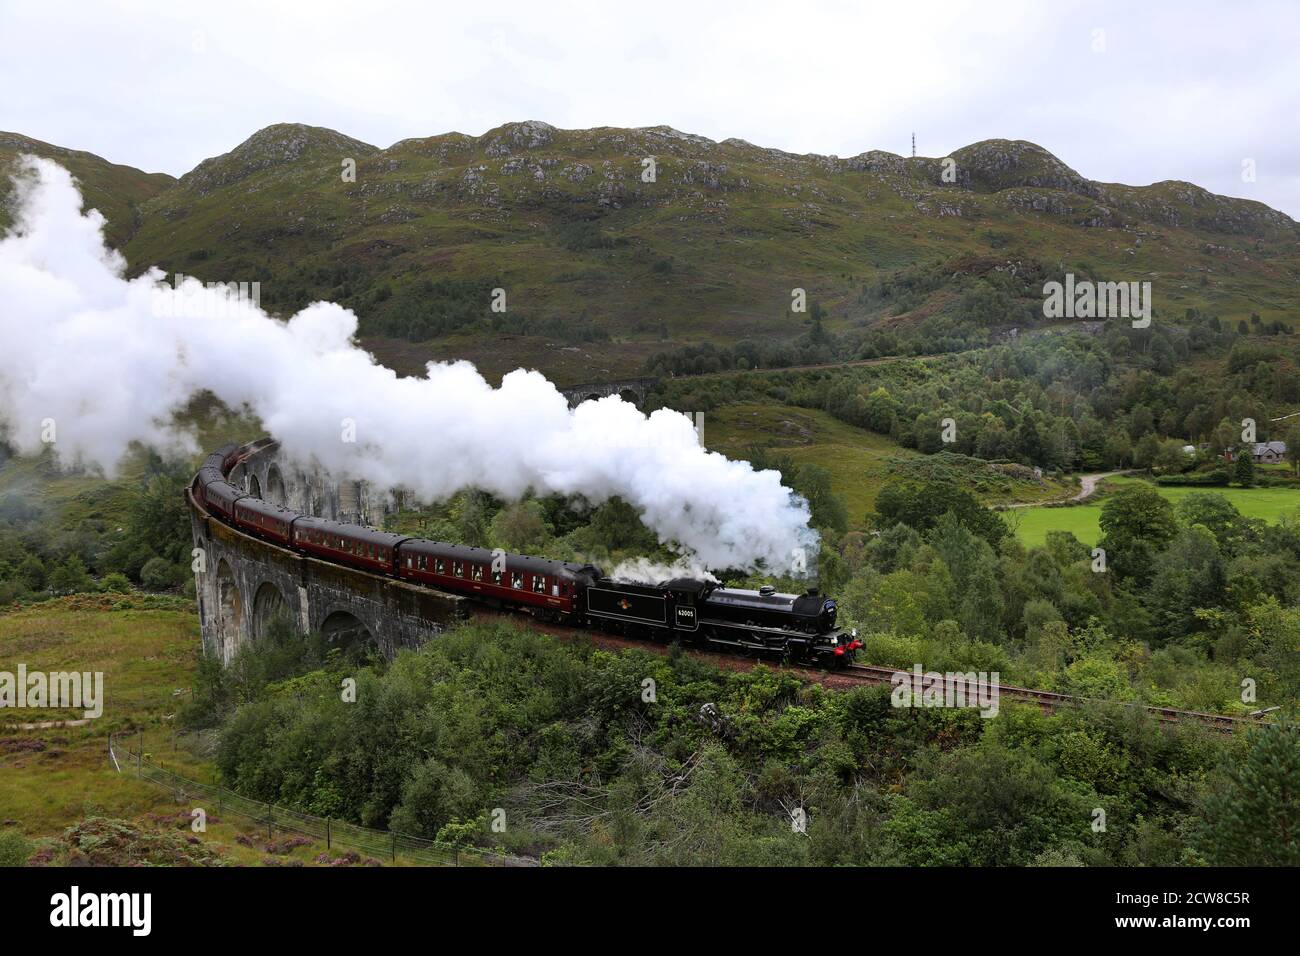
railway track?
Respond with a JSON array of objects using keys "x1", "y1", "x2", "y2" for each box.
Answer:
[
  {"x1": 473, "y1": 607, "x2": 1252, "y2": 732},
  {"x1": 837, "y1": 663, "x2": 1248, "y2": 732}
]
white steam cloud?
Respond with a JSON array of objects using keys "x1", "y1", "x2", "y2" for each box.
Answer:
[{"x1": 0, "y1": 158, "x2": 817, "y2": 573}]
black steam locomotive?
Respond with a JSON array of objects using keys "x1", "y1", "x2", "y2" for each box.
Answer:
[
  {"x1": 584, "y1": 577, "x2": 857, "y2": 665},
  {"x1": 192, "y1": 441, "x2": 860, "y2": 667}
]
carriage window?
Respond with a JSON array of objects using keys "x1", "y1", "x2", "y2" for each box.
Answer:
[
  {"x1": 472, "y1": 565, "x2": 483, "y2": 582},
  {"x1": 435, "y1": 558, "x2": 445, "y2": 574},
  {"x1": 492, "y1": 568, "x2": 502, "y2": 584},
  {"x1": 533, "y1": 576, "x2": 546, "y2": 593},
  {"x1": 453, "y1": 561, "x2": 464, "y2": 577},
  {"x1": 511, "y1": 571, "x2": 524, "y2": 589},
  {"x1": 552, "y1": 583, "x2": 560, "y2": 597}
]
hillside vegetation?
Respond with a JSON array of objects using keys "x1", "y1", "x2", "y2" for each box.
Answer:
[{"x1": 3, "y1": 122, "x2": 1298, "y2": 383}]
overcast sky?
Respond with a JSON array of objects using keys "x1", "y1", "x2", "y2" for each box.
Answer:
[{"x1": 2, "y1": 0, "x2": 1297, "y2": 218}]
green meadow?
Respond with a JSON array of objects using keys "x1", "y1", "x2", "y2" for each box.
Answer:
[
  {"x1": 1008, "y1": 476, "x2": 1300, "y2": 548},
  {"x1": 0, "y1": 598, "x2": 333, "y2": 865},
  {"x1": 704, "y1": 404, "x2": 1075, "y2": 526}
]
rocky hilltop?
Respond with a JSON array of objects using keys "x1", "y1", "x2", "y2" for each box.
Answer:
[{"x1": 2, "y1": 121, "x2": 1297, "y2": 381}]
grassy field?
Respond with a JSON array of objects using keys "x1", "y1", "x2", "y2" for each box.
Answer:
[
  {"x1": 703, "y1": 403, "x2": 1074, "y2": 525},
  {"x1": 0, "y1": 597, "x2": 344, "y2": 865},
  {"x1": 703, "y1": 404, "x2": 917, "y2": 523},
  {"x1": 1008, "y1": 476, "x2": 1300, "y2": 547}
]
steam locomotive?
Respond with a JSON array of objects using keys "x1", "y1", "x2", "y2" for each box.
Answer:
[{"x1": 192, "y1": 443, "x2": 860, "y2": 667}]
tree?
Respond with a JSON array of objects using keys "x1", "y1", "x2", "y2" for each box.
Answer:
[
  {"x1": 793, "y1": 464, "x2": 848, "y2": 533},
  {"x1": 1103, "y1": 430, "x2": 1132, "y2": 468},
  {"x1": 927, "y1": 512, "x2": 1003, "y2": 641},
  {"x1": 1198, "y1": 721, "x2": 1300, "y2": 866},
  {"x1": 1209, "y1": 419, "x2": 1238, "y2": 459},
  {"x1": 489, "y1": 500, "x2": 552, "y2": 554},
  {"x1": 1286, "y1": 421, "x2": 1300, "y2": 476},
  {"x1": 48, "y1": 555, "x2": 92, "y2": 595},
  {"x1": 387, "y1": 756, "x2": 479, "y2": 839},
  {"x1": 452, "y1": 490, "x2": 492, "y2": 547},
  {"x1": 582, "y1": 497, "x2": 657, "y2": 553},
  {"x1": 1098, "y1": 484, "x2": 1178, "y2": 584},
  {"x1": 140, "y1": 557, "x2": 178, "y2": 591},
  {"x1": 1132, "y1": 433, "x2": 1161, "y2": 470},
  {"x1": 1175, "y1": 492, "x2": 1250, "y2": 554},
  {"x1": 15, "y1": 555, "x2": 46, "y2": 592},
  {"x1": 1152, "y1": 439, "x2": 1189, "y2": 474},
  {"x1": 1146, "y1": 526, "x2": 1227, "y2": 639},
  {"x1": 872, "y1": 480, "x2": 1006, "y2": 546},
  {"x1": 1233, "y1": 449, "x2": 1255, "y2": 487}
]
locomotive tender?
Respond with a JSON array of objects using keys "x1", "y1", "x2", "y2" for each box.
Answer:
[{"x1": 192, "y1": 443, "x2": 860, "y2": 667}]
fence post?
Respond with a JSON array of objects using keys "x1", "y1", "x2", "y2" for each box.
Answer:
[
  {"x1": 326, "y1": 818, "x2": 331, "y2": 850},
  {"x1": 392, "y1": 832, "x2": 397, "y2": 863},
  {"x1": 137, "y1": 730, "x2": 143, "y2": 771}
]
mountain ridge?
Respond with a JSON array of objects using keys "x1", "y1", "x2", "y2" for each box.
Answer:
[{"x1": 3, "y1": 121, "x2": 1297, "y2": 384}]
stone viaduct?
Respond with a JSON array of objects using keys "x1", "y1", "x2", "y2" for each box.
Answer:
[
  {"x1": 558, "y1": 376, "x2": 658, "y2": 408},
  {"x1": 188, "y1": 442, "x2": 464, "y2": 664}
]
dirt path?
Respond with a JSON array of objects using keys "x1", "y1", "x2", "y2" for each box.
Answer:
[{"x1": 1003, "y1": 471, "x2": 1125, "y2": 509}]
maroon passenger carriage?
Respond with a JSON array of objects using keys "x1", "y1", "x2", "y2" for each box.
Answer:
[
  {"x1": 292, "y1": 515, "x2": 408, "y2": 575},
  {"x1": 394, "y1": 538, "x2": 597, "y2": 622}
]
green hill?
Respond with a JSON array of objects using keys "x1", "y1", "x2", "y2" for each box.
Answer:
[
  {"x1": 0, "y1": 133, "x2": 175, "y2": 246},
  {"x1": 4, "y1": 122, "x2": 1299, "y2": 384}
]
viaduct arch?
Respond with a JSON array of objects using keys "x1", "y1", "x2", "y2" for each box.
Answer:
[
  {"x1": 189, "y1": 441, "x2": 465, "y2": 663},
  {"x1": 559, "y1": 377, "x2": 658, "y2": 409}
]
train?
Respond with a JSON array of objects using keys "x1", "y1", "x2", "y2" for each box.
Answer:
[{"x1": 191, "y1": 443, "x2": 861, "y2": 667}]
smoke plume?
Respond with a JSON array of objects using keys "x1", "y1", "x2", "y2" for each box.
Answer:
[{"x1": 0, "y1": 158, "x2": 817, "y2": 573}]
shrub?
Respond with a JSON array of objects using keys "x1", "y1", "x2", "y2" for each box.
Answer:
[
  {"x1": 140, "y1": 557, "x2": 178, "y2": 592},
  {"x1": 0, "y1": 829, "x2": 31, "y2": 866},
  {"x1": 99, "y1": 572, "x2": 132, "y2": 593}
]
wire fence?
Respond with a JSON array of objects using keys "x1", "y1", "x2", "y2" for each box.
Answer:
[{"x1": 108, "y1": 732, "x2": 536, "y2": 867}]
